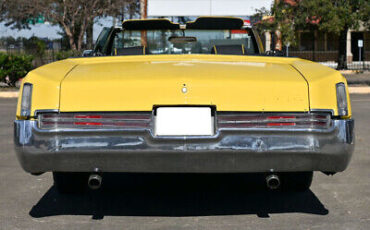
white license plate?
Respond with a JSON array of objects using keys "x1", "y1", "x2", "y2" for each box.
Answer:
[{"x1": 155, "y1": 107, "x2": 214, "y2": 136}]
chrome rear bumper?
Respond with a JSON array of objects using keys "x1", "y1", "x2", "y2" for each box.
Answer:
[{"x1": 14, "y1": 119, "x2": 354, "y2": 174}]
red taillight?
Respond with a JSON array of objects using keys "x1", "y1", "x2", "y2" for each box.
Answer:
[
  {"x1": 266, "y1": 116, "x2": 297, "y2": 126},
  {"x1": 74, "y1": 122, "x2": 103, "y2": 126},
  {"x1": 217, "y1": 113, "x2": 331, "y2": 130},
  {"x1": 39, "y1": 113, "x2": 151, "y2": 130}
]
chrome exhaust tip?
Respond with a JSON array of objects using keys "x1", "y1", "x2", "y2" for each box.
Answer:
[
  {"x1": 266, "y1": 174, "x2": 280, "y2": 190},
  {"x1": 88, "y1": 174, "x2": 102, "y2": 190}
]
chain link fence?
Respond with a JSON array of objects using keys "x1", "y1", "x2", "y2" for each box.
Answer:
[
  {"x1": 319, "y1": 61, "x2": 370, "y2": 70},
  {"x1": 272, "y1": 31, "x2": 370, "y2": 71},
  {"x1": 287, "y1": 50, "x2": 370, "y2": 70}
]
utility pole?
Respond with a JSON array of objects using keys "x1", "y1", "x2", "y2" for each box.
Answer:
[
  {"x1": 273, "y1": 0, "x2": 282, "y2": 51},
  {"x1": 140, "y1": 0, "x2": 148, "y2": 47},
  {"x1": 140, "y1": 0, "x2": 147, "y2": 19}
]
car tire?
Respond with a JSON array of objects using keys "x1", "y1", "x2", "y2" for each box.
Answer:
[
  {"x1": 281, "y1": 172, "x2": 313, "y2": 192},
  {"x1": 53, "y1": 172, "x2": 88, "y2": 194}
]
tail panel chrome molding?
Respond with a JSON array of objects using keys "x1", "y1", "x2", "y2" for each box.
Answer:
[
  {"x1": 35, "y1": 111, "x2": 334, "y2": 135},
  {"x1": 14, "y1": 118, "x2": 354, "y2": 174}
]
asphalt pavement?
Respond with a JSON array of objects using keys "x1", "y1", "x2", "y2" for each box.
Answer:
[
  {"x1": 344, "y1": 71, "x2": 370, "y2": 85},
  {"x1": 0, "y1": 96, "x2": 369, "y2": 230}
]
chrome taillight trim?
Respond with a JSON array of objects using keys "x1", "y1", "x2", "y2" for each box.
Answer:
[
  {"x1": 20, "y1": 83, "x2": 33, "y2": 117},
  {"x1": 217, "y1": 113, "x2": 332, "y2": 130},
  {"x1": 336, "y1": 83, "x2": 348, "y2": 117},
  {"x1": 37, "y1": 112, "x2": 333, "y2": 132},
  {"x1": 39, "y1": 112, "x2": 152, "y2": 130}
]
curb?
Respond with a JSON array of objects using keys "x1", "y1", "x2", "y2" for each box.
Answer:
[
  {"x1": 0, "y1": 91, "x2": 19, "y2": 98},
  {"x1": 340, "y1": 70, "x2": 362, "y2": 75},
  {"x1": 1, "y1": 87, "x2": 370, "y2": 99},
  {"x1": 348, "y1": 87, "x2": 370, "y2": 94}
]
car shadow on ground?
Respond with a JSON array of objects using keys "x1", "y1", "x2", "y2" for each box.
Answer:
[{"x1": 29, "y1": 173, "x2": 328, "y2": 219}]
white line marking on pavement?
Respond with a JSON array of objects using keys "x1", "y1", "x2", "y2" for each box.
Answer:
[{"x1": 349, "y1": 87, "x2": 370, "y2": 94}]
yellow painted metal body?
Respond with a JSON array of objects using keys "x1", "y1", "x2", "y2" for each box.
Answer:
[
  {"x1": 16, "y1": 59, "x2": 78, "y2": 119},
  {"x1": 16, "y1": 54, "x2": 351, "y2": 119}
]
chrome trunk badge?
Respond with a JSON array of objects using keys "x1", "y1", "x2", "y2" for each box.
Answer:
[{"x1": 182, "y1": 84, "x2": 187, "y2": 94}]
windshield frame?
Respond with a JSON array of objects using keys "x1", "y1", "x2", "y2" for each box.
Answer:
[{"x1": 103, "y1": 27, "x2": 263, "y2": 56}]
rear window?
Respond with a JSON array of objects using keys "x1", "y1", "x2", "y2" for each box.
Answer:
[{"x1": 112, "y1": 29, "x2": 259, "y2": 55}]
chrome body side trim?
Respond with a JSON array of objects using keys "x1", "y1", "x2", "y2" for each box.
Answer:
[
  {"x1": 14, "y1": 119, "x2": 354, "y2": 174},
  {"x1": 310, "y1": 109, "x2": 335, "y2": 116},
  {"x1": 34, "y1": 109, "x2": 59, "y2": 117}
]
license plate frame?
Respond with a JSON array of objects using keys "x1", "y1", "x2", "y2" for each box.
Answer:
[{"x1": 154, "y1": 107, "x2": 214, "y2": 136}]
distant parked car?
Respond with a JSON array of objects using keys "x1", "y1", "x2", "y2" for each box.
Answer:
[
  {"x1": 82, "y1": 50, "x2": 93, "y2": 57},
  {"x1": 14, "y1": 17, "x2": 354, "y2": 193}
]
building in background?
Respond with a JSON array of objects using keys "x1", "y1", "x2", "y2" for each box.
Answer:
[
  {"x1": 287, "y1": 25, "x2": 369, "y2": 63},
  {"x1": 144, "y1": 0, "x2": 273, "y2": 51},
  {"x1": 147, "y1": 0, "x2": 272, "y2": 17},
  {"x1": 143, "y1": 0, "x2": 368, "y2": 67}
]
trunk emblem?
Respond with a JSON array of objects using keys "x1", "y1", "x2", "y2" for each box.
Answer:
[{"x1": 182, "y1": 84, "x2": 188, "y2": 94}]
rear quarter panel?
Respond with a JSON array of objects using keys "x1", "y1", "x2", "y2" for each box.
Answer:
[
  {"x1": 291, "y1": 59, "x2": 351, "y2": 118},
  {"x1": 16, "y1": 59, "x2": 78, "y2": 119}
]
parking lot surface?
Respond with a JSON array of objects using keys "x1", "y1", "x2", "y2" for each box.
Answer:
[{"x1": 0, "y1": 95, "x2": 369, "y2": 230}]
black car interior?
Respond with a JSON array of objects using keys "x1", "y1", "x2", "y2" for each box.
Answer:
[
  {"x1": 115, "y1": 46, "x2": 149, "y2": 55},
  {"x1": 211, "y1": 45, "x2": 246, "y2": 55}
]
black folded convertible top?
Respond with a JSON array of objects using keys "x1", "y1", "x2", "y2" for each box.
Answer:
[
  {"x1": 122, "y1": 17, "x2": 245, "y2": 30},
  {"x1": 122, "y1": 19, "x2": 180, "y2": 30},
  {"x1": 186, "y1": 17, "x2": 244, "y2": 30}
]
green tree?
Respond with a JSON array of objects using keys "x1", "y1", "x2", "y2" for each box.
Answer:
[
  {"x1": 2, "y1": 0, "x2": 136, "y2": 51},
  {"x1": 254, "y1": 1, "x2": 300, "y2": 50},
  {"x1": 255, "y1": 0, "x2": 369, "y2": 69},
  {"x1": 298, "y1": 0, "x2": 369, "y2": 69},
  {"x1": 0, "y1": 0, "x2": 5, "y2": 19},
  {"x1": 0, "y1": 53, "x2": 33, "y2": 87},
  {"x1": 23, "y1": 36, "x2": 46, "y2": 65}
]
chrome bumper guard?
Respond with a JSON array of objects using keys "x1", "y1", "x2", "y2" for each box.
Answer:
[{"x1": 14, "y1": 119, "x2": 354, "y2": 174}]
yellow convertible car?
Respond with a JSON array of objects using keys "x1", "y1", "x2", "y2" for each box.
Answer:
[{"x1": 14, "y1": 17, "x2": 354, "y2": 193}]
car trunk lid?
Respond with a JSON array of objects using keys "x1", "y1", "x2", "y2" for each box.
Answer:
[{"x1": 59, "y1": 56, "x2": 309, "y2": 112}]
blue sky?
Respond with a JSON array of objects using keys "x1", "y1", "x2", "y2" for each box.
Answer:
[{"x1": 0, "y1": 18, "x2": 114, "y2": 40}]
